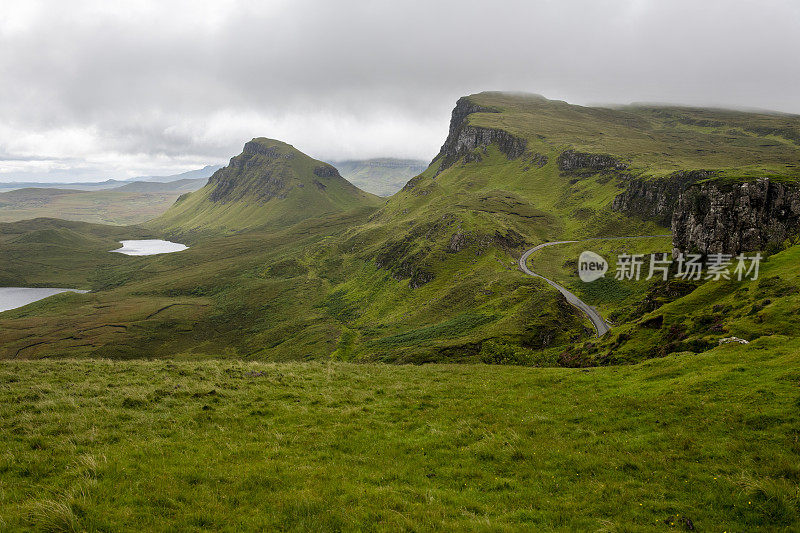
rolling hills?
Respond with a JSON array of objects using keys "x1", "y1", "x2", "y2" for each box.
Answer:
[
  {"x1": 2, "y1": 92, "x2": 800, "y2": 529},
  {"x1": 1, "y1": 92, "x2": 800, "y2": 363},
  {"x1": 0, "y1": 180, "x2": 208, "y2": 225}
]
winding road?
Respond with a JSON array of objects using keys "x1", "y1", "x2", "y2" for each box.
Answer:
[
  {"x1": 518, "y1": 241, "x2": 611, "y2": 337},
  {"x1": 517, "y1": 235, "x2": 671, "y2": 337}
]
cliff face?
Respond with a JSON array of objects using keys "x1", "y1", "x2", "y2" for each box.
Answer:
[
  {"x1": 672, "y1": 178, "x2": 800, "y2": 254},
  {"x1": 611, "y1": 171, "x2": 800, "y2": 254},
  {"x1": 433, "y1": 97, "x2": 527, "y2": 173},
  {"x1": 611, "y1": 171, "x2": 716, "y2": 226},
  {"x1": 557, "y1": 150, "x2": 628, "y2": 174}
]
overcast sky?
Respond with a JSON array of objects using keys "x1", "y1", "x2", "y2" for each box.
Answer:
[{"x1": 1, "y1": 0, "x2": 799, "y2": 182}]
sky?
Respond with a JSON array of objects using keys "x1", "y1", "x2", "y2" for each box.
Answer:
[{"x1": 1, "y1": 0, "x2": 799, "y2": 182}]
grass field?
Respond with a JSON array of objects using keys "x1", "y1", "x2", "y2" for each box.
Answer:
[{"x1": 0, "y1": 340, "x2": 798, "y2": 531}]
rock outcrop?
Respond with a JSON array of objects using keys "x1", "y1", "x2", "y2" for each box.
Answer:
[
  {"x1": 239, "y1": 140, "x2": 295, "y2": 160},
  {"x1": 207, "y1": 140, "x2": 293, "y2": 203},
  {"x1": 557, "y1": 150, "x2": 628, "y2": 174},
  {"x1": 433, "y1": 97, "x2": 527, "y2": 173},
  {"x1": 672, "y1": 178, "x2": 800, "y2": 254},
  {"x1": 313, "y1": 165, "x2": 342, "y2": 178},
  {"x1": 611, "y1": 170, "x2": 716, "y2": 226}
]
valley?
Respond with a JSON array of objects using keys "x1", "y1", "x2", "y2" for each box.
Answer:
[
  {"x1": 4, "y1": 0, "x2": 799, "y2": 529},
  {"x1": 2, "y1": 92, "x2": 800, "y2": 364},
  {"x1": 1, "y1": 91, "x2": 800, "y2": 529}
]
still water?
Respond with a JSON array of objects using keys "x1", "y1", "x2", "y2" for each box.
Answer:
[
  {"x1": 0, "y1": 288, "x2": 89, "y2": 312},
  {"x1": 111, "y1": 240, "x2": 188, "y2": 256}
]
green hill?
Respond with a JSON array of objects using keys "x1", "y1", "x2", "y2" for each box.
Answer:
[
  {"x1": 452, "y1": 92, "x2": 799, "y2": 179},
  {"x1": 153, "y1": 138, "x2": 382, "y2": 237},
  {"x1": 2, "y1": 93, "x2": 800, "y2": 363},
  {"x1": 0, "y1": 218, "x2": 150, "y2": 287}
]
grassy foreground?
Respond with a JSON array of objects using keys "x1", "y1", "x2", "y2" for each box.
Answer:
[{"x1": 1, "y1": 341, "x2": 799, "y2": 531}]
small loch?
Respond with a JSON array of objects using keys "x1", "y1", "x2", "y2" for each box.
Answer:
[
  {"x1": 0, "y1": 288, "x2": 90, "y2": 313},
  {"x1": 111, "y1": 240, "x2": 188, "y2": 256}
]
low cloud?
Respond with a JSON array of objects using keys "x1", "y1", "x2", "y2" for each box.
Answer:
[{"x1": 1, "y1": 0, "x2": 798, "y2": 181}]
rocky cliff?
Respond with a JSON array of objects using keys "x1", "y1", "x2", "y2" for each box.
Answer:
[
  {"x1": 672, "y1": 178, "x2": 800, "y2": 254},
  {"x1": 557, "y1": 150, "x2": 628, "y2": 174},
  {"x1": 611, "y1": 170, "x2": 716, "y2": 226},
  {"x1": 433, "y1": 97, "x2": 527, "y2": 173}
]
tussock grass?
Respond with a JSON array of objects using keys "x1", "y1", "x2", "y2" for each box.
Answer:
[{"x1": 1, "y1": 344, "x2": 798, "y2": 530}]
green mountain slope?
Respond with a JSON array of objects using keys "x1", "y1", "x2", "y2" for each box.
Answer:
[
  {"x1": 332, "y1": 158, "x2": 428, "y2": 196},
  {"x1": 153, "y1": 138, "x2": 382, "y2": 237},
  {"x1": 2, "y1": 93, "x2": 800, "y2": 363}
]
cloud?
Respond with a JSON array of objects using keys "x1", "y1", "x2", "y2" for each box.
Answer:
[{"x1": 1, "y1": 0, "x2": 799, "y2": 181}]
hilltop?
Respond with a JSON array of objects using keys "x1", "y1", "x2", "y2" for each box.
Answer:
[
  {"x1": 452, "y1": 92, "x2": 799, "y2": 179},
  {"x1": 153, "y1": 138, "x2": 382, "y2": 237}
]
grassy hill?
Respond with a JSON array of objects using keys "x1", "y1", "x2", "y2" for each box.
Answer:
[
  {"x1": 333, "y1": 158, "x2": 428, "y2": 196},
  {"x1": 0, "y1": 218, "x2": 151, "y2": 288},
  {"x1": 461, "y1": 92, "x2": 800, "y2": 180},
  {"x1": 1, "y1": 93, "x2": 800, "y2": 363},
  {"x1": 152, "y1": 138, "x2": 382, "y2": 237}
]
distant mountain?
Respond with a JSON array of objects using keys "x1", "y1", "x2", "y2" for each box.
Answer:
[
  {"x1": 153, "y1": 138, "x2": 382, "y2": 235},
  {"x1": 114, "y1": 178, "x2": 207, "y2": 193},
  {"x1": 332, "y1": 158, "x2": 428, "y2": 196},
  {"x1": 0, "y1": 166, "x2": 220, "y2": 193},
  {"x1": 0, "y1": 187, "x2": 82, "y2": 204},
  {"x1": 128, "y1": 165, "x2": 222, "y2": 183},
  {"x1": 0, "y1": 179, "x2": 208, "y2": 225},
  {"x1": 0, "y1": 179, "x2": 127, "y2": 193}
]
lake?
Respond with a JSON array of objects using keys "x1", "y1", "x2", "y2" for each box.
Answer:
[
  {"x1": 111, "y1": 239, "x2": 188, "y2": 256},
  {"x1": 0, "y1": 287, "x2": 89, "y2": 312}
]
